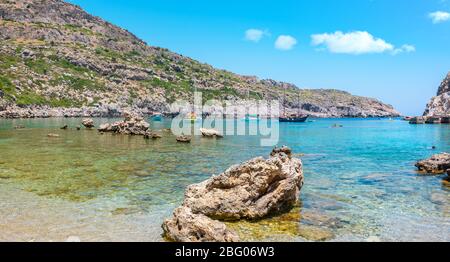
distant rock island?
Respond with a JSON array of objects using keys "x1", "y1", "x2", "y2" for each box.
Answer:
[
  {"x1": 0, "y1": 0, "x2": 400, "y2": 118},
  {"x1": 424, "y1": 72, "x2": 450, "y2": 117}
]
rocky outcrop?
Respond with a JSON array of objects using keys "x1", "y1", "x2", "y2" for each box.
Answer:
[
  {"x1": 162, "y1": 147, "x2": 304, "y2": 242},
  {"x1": 144, "y1": 131, "x2": 162, "y2": 139},
  {"x1": 162, "y1": 207, "x2": 239, "y2": 242},
  {"x1": 408, "y1": 116, "x2": 450, "y2": 124},
  {"x1": 97, "y1": 112, "x2": 150, "y2": 135},
  {"x1": 438, "y1": 72, "x2": 450, "y2": 96},
  {"x1": 199, "y1": 128, "x2": 223, "y2": 138},
  {"x1": 81, "y1": 118, "x2": 94, "y2": 128},
  {"x1": 424, "y1": 72, "x2": 450, "y2": 117},
  {"x1": 176, "y1": 135, "x2": 191, "y2": 143},
  {"x1": 184, "y1": 146, "x2": 303, "y2": 220},
  {"x1": 415, "y1": 153, "x2": 450, "y2": 174},
  {"x1": 409, "y1": 117, "x2": 425, "y2": 124},
  {"x1": 0, "y1": 0, "x2": 400, "y2": 119}
]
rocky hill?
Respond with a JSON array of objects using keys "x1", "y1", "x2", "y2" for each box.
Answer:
[
  {"x1": 0, "y1": 0, "x2": 400, "y2": 118},
  {"x1": 424, "y1": 72, "x2": 450, "y2": 116}
]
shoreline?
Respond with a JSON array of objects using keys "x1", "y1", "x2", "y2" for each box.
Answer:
[{"x1": 0, "y1": 106, "x2": 402, "y2": 120}]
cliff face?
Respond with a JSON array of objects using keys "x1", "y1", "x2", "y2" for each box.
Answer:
[
  {"x1": 0, "y1": 0, "x2": 400, "y2": 118},
  {"x1": 424, "y1": 72, "x2": 450, "y2": 116}
]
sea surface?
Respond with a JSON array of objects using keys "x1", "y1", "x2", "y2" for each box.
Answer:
[{"x1": 0, "y1": 118, "x2": 449, "y2": 242}]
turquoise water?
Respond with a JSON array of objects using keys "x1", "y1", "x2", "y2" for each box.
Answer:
[{"x1": 0, "y1": 118, "x2": 449, "y2": 241}]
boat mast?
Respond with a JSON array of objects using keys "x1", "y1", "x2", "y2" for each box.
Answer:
[
  {"x1": 283, "y1": 88, "x2": 286, "y2": 117},
  {"x1": 297, "y1": 90, "x2": 300, "y2": 116}
]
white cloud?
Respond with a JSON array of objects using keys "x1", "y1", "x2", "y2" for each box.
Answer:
[
  {"x1": 245, "y1": 29, "x2": 265, "y2": 42},
  {"x1": 311, "y1": 31, "x2": 414, "y2": 55},
  {"x1": 429, "y1": 11, "x2": 450, "y2": 24},
  {"x1": 392, "y1": 44, "x2": 416, "y2": 55},
  {"x1": 275, "y1": 35, "x2": 297, "y2": 50}
]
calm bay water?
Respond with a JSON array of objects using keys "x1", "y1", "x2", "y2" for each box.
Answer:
[{"x1": 0, "y1": 118, "x2": 449, "y2": 241}]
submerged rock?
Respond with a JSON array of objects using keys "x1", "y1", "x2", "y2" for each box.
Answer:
[
  {"x1": 144, "y1": 131, "x2": 162, "y2": 139},
  {"x1": 60, "y1": 125, "x2": 68, "y2": 130},
  {"x1": 176, "y1": 135, "x2": 191, "y2": 143},
  {"x1": 162, "y1": 207, "x2": 239, "y2": 242},
  {"x1": 415, "y1": 153, "x2": 450, "y2": 174},
  {"x1": 162, "y1": 146, "x2": 304, "y2": 242},
  {"x1": 297, "y1": 225, "x2": 334, "y2": 241},
  {"x1": 81, "y1": 118, "x2": 95, "y2": 128}
]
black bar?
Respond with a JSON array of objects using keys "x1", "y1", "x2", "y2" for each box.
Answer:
[{"x1": 0, "y1": 242, "x2": 445, "y2": 260}]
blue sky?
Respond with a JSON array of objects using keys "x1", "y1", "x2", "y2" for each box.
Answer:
[{"x1": 67, "y1": 0, "x2": 450, "y2": 115}]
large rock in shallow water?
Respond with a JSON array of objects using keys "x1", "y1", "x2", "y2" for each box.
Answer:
[
  {"x1": 184, "y1": 146, "x2": 303, "y2": 220},
  {"x1": 81, "y1": 118, "x2": 95, "y2": 128},
  {"x1": 162, "y1": 146, "x2": 304, "y2": 242},
  {"x1": 97, "y1": 112, "x2": 150, "y2": 135},
  {"x1": 199, "y1": 128, "x2": 223, "y2": 138},
  {"x1": 162, "y1": 207, "x2": 239, "y2": 242},
  {"x1": 415, "y1": 153, "x2": 450, "y2": 174}
]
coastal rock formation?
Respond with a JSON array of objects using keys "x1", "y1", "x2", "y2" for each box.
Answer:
[
  {"x1": 162, "y1": 207, "x2": 239, "y2": 242},
  {"x1": 415, "y1": 153, "x2": 450, "y2": 174},
  {"x1": 184, "y1": 146, "x2": 303, "y2": 220},
  {"x1": 0, "y1": 0, "x2": 400, "y2": 119},
  {"x1": 144, "y1": 131, "x2": 162, "y2": 139},
  {"x1": 424, "y1": 72, "x2": 450, "y2": 117},
  {"x1": 176, "y1": 135, "x2": 191, "y2": 143},
  {"x1": 81, "y1": 118, "x2": 94, "y2": 128},
  {"x1": 97, "y1": 113, "x2": 150, "y2": 135},
  {"x1": 199, "y1": 128, "x2": 223, "y2": 138},
  {"x1": 162, "y1": 147, "x2": 303, "y2": 242},
  {"x1": 409, "y1": 116, "x2": 450, "y2": 124}
]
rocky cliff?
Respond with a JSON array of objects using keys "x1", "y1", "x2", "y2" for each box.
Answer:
[
  {"x1": 424, "y1": 72, "x2": 450, "y2": 117},
  {"x1": 0, "y1": 0, "x2": 400, "y2": 118}
]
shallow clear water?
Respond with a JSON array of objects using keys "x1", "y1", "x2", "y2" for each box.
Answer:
[{"x1": 0, "y1": 118, "x2": 449, "y2": 241}]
